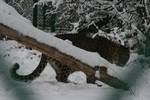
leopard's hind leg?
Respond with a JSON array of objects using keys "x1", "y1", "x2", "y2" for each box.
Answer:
[
  {"x1": 48, "y1": 59, "x2": 97, "y2": 84},
  {"x1": 48, "y1": 58, "x2": 76, "y2": 83}
]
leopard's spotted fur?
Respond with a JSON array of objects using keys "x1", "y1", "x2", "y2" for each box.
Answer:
[
  {"x1": 48, "y1": 58, "x2": 96, "y2": 83},
  {"x1": 48, "y1": 58, "x2": 76, "y2": 83},
  {"x1": 10, "y1": 34, "x2": 129, "y2": 83},
  {"x1": 10, "y1": 54, "x2": 48, "y2": 82},
  {"x1": 10, "y1": 54, "x2": 96, "y2": 83}
]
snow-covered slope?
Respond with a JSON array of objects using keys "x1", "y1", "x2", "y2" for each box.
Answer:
[
  {"x1": 0, "y1": 0, "x2": 150, "y2": 100},
  {"x1": 0, "y1": 40, "x2": 150, "y2": 100}
]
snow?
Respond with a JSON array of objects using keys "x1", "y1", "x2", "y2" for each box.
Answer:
[
  {"x1": 68, "y1": 71, "x2": 87, "y2": 84},
  {"x1": 0, "y1": 0, "x2": 112, "y2": 68},
  {"x1": 0, "y1": 38, "x2": 150, "y2": 100},
  {"x1": 0, "y1": 40, "x2": 120, "y2": 100},
  {"x1": 95, "y1": 70, "x2": 100, "y2": 78},
  {"x1": 37, "y1": 0, "x2": 63, "y2": 8},
  {"x1": 0, "y1": 1, "x2": 150, "y2": 100}
]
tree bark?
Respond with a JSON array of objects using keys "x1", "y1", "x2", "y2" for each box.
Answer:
[{"x1": 0, "y1": 23, "x2": 129, "y2": 90}]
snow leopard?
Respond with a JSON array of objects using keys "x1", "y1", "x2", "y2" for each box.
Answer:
[
  {"x1": 10, "y1": 34, "x2": 129, "y2": 83},
  {"x1": 10, "y1": 53, "x2": 96, "y2": 83}
]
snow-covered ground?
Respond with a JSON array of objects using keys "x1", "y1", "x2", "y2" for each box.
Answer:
[
  {"x1": 0, "y1": 40, "x2": 150, "y2": 100},
  {"x1": 0, "y1": 0, "x2": 150, "y2": 100}
]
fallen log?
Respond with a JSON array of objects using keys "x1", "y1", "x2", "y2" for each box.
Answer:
[{"x1": 0, "y1": 23, "x2": 129, "y2": 90}]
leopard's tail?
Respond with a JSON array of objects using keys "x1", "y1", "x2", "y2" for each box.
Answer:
[{"x1": 10, "y1": 54, "x2": 48, "y2": 82}]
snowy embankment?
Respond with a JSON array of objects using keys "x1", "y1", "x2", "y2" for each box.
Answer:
[
  {"x1": 0, "y1": 0, "x2": 111, "y2": 67},
  {"x1": 0, "y1": 0, "x2": 150, "y2": 100},
  {"x1": 0, "y1": 40, "x2": 150, "y2": 100}
]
